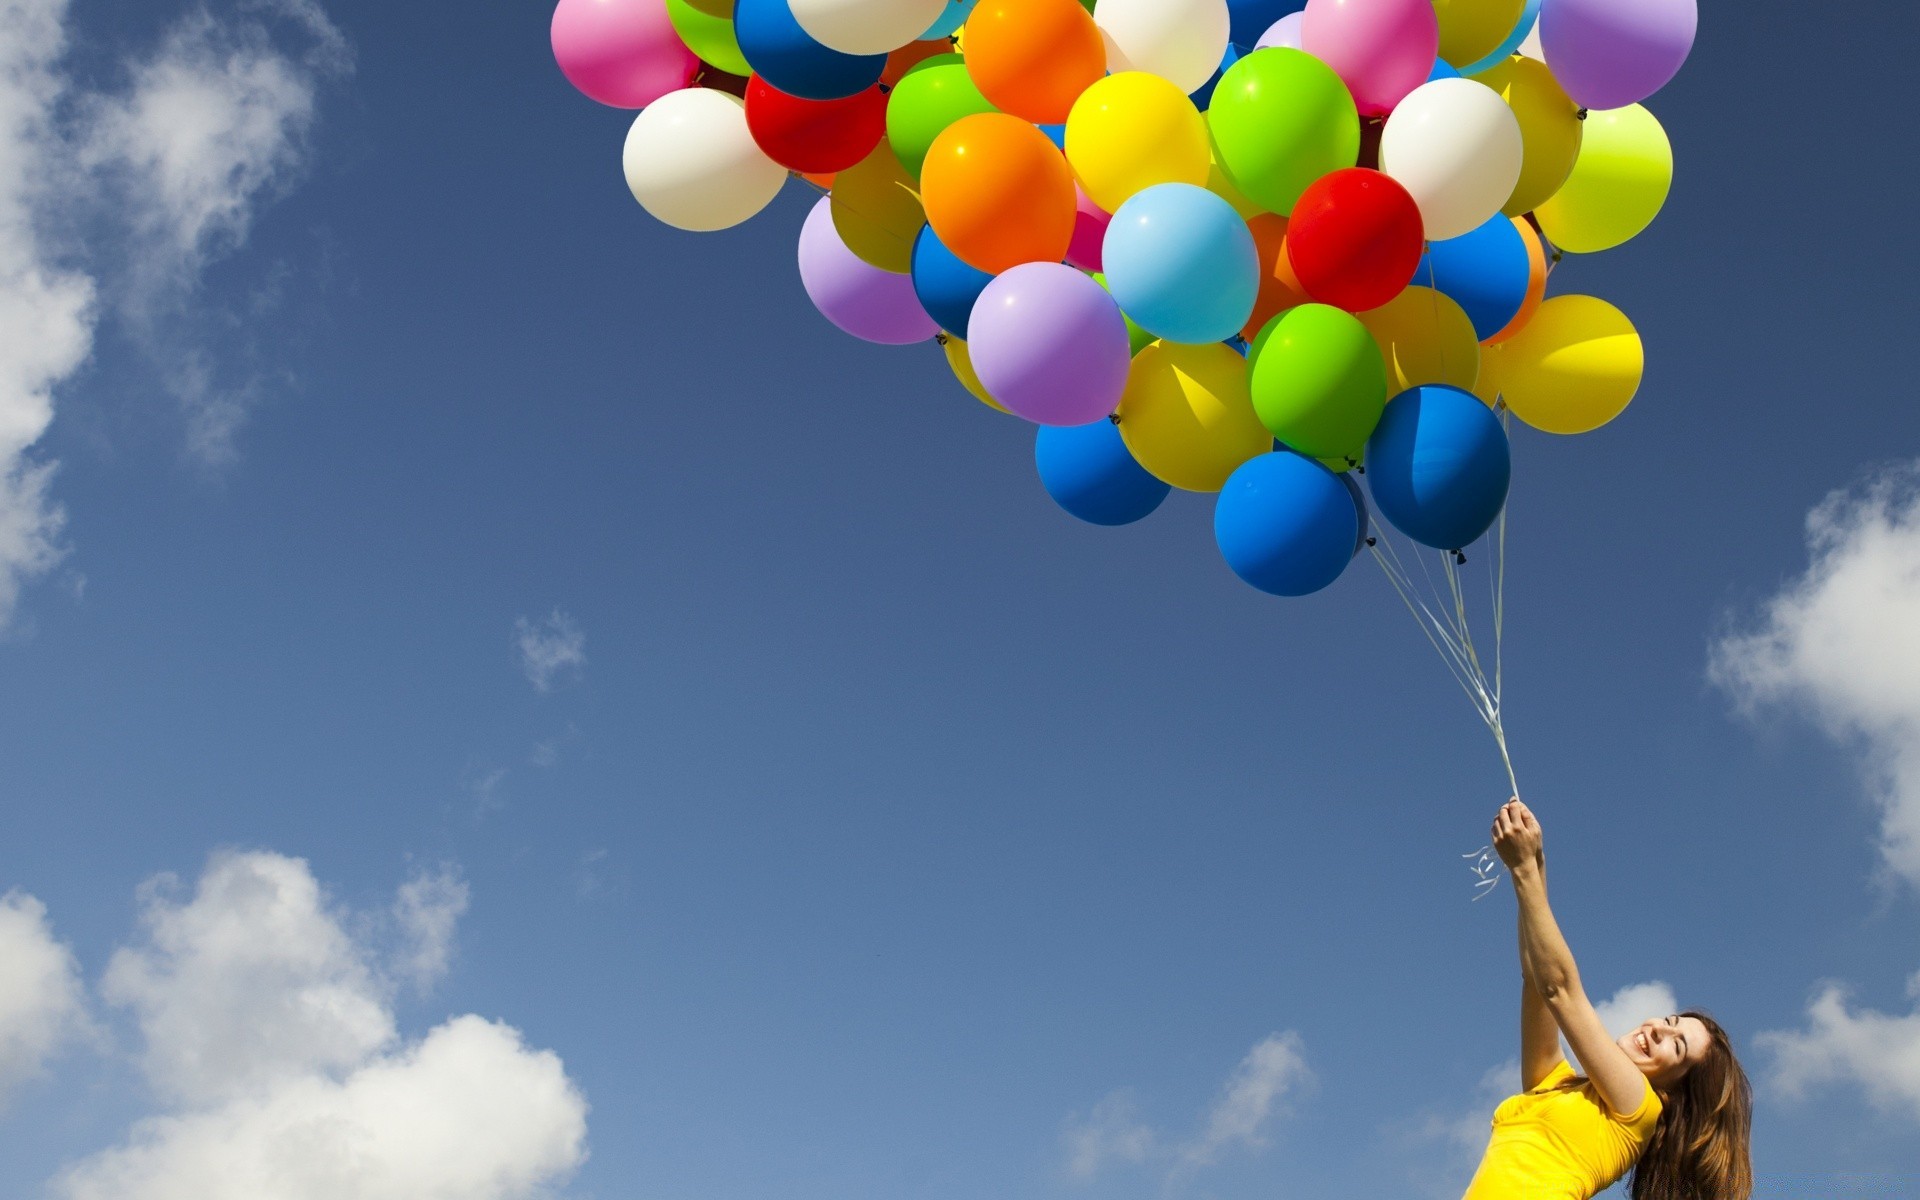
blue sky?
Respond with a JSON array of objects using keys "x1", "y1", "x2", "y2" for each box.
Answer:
[{"x1": 1, "y1": 0, "x2": 1918, "y2": 1197}]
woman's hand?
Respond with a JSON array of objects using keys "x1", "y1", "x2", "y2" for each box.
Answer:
[{"x1": 1493, "y1": 797, "x2": 1543, "y2": 871}]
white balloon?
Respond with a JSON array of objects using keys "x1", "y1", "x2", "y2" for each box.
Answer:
[
  {"x1": 1379, "y1": 78, "x2": 1523, "y2": 241},
  {"x1": 622, "y1": 89, "x2": 787, "y2": 233},
  {"x1": 790, "y1": 0, "x2": 948, "y2": 56},
  {"x1": 1095, "y1": 0, "x2": 1230, "y2": 94}
]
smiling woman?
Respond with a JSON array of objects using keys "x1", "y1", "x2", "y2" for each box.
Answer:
[{"x1": 1463, "y1": 799, "x2": 1754, "y2": 1200}]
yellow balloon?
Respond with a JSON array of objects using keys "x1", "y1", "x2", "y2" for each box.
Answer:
[
  {"x1": 684, "y1": 0, "x2": 732, "y2": 16},
  {"x1": 1495, "y1": 294, "x2": 1642, "y2": 434},
  {"x1": 1475, "y1": 56, "x2": 1581, "y2": 216},
  {"x1": 1434, "y1": 0, "x2": 1527, "y2": 68},
  {"x1": 1207, "y1": 152, "x2": 1263, "y2": 220},
  {"x1": 1534, "y1": 104, "x2": 1672, "y2": 254},
  {"x1": 1065, "y1": 72, "x2": 1209, "y2": 214},
  {"x1": 941, "y1": 335, "x2": 1008, "y2": 413},
  {"x1": 1357, "y1": 287, "x2": 1480, "y2": 395},
  {"x1": 1116, "y1": 341, "x2": 1269, "y2": 493},
  {"x1": 1471, "y1": 340, "x2": 1503, "y2": 408},
  {"x1": 831, "y1": 141, "x2": 926, "y2": 274}
]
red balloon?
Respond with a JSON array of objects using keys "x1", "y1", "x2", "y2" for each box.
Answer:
[
  {"x1": 1284, "y1": 168, "x2": 1424, "y2": 314},
  {"x1": 744, "y1": 75, "x2": 887, "y2": 174}
]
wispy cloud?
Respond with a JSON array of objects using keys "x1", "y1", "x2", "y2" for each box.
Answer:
[
  {"x1": 1710, "y1": 464, "x2": 1920, "y2": 888},
  {"x1": 1759, "y1": 972, "x2": 1920, "y2": 1124},
  {"x1": 47, "y1": 850, "x2": 587, "y2": 1199},
  {"x1": 0, "y1": 0, "x2": 347, "y2": 629},
  {"x1": 515, "y1": 610, "x2": 586, "y2": 694},
  {"x1": 1062, "y1": 1032, "x2": 1312, "y2": 1184}
]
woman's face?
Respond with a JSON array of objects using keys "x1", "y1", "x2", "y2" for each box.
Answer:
[{"x1": 1618, "y1": 1014, "x2": 1712, "y2": 1088}]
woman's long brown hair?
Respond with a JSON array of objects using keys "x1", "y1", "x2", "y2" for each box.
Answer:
[{"x1": 1627, "y1": 1010, "x2": 1753, "y2": 1200}]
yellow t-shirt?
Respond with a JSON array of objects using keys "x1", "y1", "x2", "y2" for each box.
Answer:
[{"x1": 1461, "y1": 1060, "x2": 1663, "y2": 1200}]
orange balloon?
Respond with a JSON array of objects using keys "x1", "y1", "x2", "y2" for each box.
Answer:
[
  {"x1": 962, "y1": 0, "x2": 1105, "y2": 124},
  {"x1": 1241, "y1": 214, "x2": 1313, "y2": 341},
  {"x1": 921, "y1": 112, "x2": 1075, "y2": 273},
  {"x1": 1484, "y1": 217, "x2": 1548, "y2": 345},
  {"x1": 799, "y1": 171, "x2": 836, "y2": 190}
]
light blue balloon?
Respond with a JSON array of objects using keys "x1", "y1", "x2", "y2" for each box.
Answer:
[
  {"x1": 1101, "y1": 184, "x2": 1258, "y2": 346},
  {"x1": 1365, "y1": 386, "x2": 1511, "y2": 551},
  {"x1": 1458, "y1": 0, "x2": 1540, "y2": 75},
  {"x1": 920, "y1": 0, "x2": 976, "y2": 40},
  {"x1": 1035, "y1": 420, "x2": 1170, "y2": 526},
  {"x1": 1214, "y1": 451, "x2": 1358, "y2": 596},
  {"x1": 1428, "y1": 57, "x2": 1460, "y2": 82}
]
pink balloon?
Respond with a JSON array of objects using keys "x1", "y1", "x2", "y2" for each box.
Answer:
[
  {"x1": 551, "y1": 0, "x2": 699, "y2": 110},
  {"x1": 1301, "y1": 0, "x2": 1438, "y2": 118},
  {"x1": 1065, "y1": 187, "x2": 1110, "y2": 273}
]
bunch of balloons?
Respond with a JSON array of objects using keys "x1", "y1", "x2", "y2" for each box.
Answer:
[{"x1": 553, "y1": 0, "x2": 1691, "y2": 597}]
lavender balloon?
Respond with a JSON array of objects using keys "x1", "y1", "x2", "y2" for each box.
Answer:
[
  {"x1": 966, "y1": 263, "x2": 1131, "y2": 426},
  {"x1": 797, "y1": 199, "x2": 937, "y2": 346},
  {"x1": 1539, "y1": 0, "x2": 1696, "y2": 112},
  {"x1": 1257, "y1": 12, "x2": 1304, "y2": 49}
]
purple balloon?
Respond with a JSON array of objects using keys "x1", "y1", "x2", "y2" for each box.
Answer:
[
  {"x1": 797, "y1": 198, "x2": 937, "y2": 345},
  {"x1": 966, "y1": 263, "x2": 1131, "y2": 426},
  {"x1": 1257, "y1": 12, "x2": 1304, "y2": 49},
  {"x1": 1539, "y1": 0, "x2": 1695, "y2": 112}
]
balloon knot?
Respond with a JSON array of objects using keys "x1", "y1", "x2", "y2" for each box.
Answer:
[
  {"x1": 1576, "y1": 108, "x2": 1589, "y2": 120},
  {"x1": 1454, "y1": 550, "x2": 1468, "y2": 565},
  {"x1": 1366, "y1": 537, "x2": 1378, "y2": 548},
  {"x1": 934, "y1": 332, "x2": 950, "y2": 346},
  {"x1": 1107, "y1": 413, "x2": 1121, "y2": 425}
]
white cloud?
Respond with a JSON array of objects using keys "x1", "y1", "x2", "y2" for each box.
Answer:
[
  {"x1": 516, "y1": 610, "x2": 586, "y2": 694},
  {"x1": 59, "y1": 850, "x2": 588, "y2": 1199},
  {"x1": 1062, "y1": 1032, "x2": 1311, "y2": 1183},
  {"x1": 1759, "y1": 973, "x2": 1920, "y2": 1123},
  {"x1": 0, "y1": 889, "x2": 87, "y2": 1103},
  {"x1": 1710, "y1": 466, "x2": 1920, "y2": 886},
  {"x1": 0, "y1": 0, "x2": 346, "y2": 628}
]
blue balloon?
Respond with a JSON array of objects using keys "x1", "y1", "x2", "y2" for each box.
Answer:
[
  {"x1": 1035, "y1": 420, "x2": 1170, "y2": 527},
  {"x1": 1412, "y1": 215, "x2": 1531, "y2": 341},
  {"x1": 1102, "y1": 184, "x2": 1259, "y2": 345},
  {"x1": 1215, "y1": 451, "x2": 1359, "y2": 596},
  {"x1": 920, "y1": 0, "x2": 976, "y2": 40},
  {"x1": 1428, "y1": 57, "x2": 1461, "y2": 82},
  {"x1": 1226, "y1": 0, "x2": 1306, "y2": 52},
  {"x1": 1038, "y1": 123, "x2": 1067, "y2": 152},
  {"x1": 1457, "y1": 0, "x2": 1541, "y2": 75},
  {"x1": 735, "y1": 0, "x2": 886, "y2": 101},
  {"x1": 911, "y1": 226, "x2": 995, "y2": 339},
  {"x1": 1188, "y1": 43, "x2": 1240, "y2": 111},
  {"x1": 1365, "y1": 386, "x2": 1511, "y2": 551}
]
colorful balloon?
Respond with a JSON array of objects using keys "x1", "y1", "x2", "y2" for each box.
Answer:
[
  {"x1": 1066, "y1": 186, "x2": 1111, "y2": 271},
  {"x1": 1301, "y1": 0, "x2": 1440, "y2": 117},
  {"x1": 1379, "y1": 77, "x2": 1522, "y2": 240},
  {"x1": 623, "y1": 88, "x2": 788, "y2": 231},
  {"x1": 1284, "y1": 167, "x2": 1424, "y2": 313},
  {"x1": 911, "y1": 225, "x2": 996, "y2": 337},
  {"x1": 1432, "y1": 0, "x2": 1525, "y2": 69},
  {"x1": 1365, "y1": 384, "x2": 1510, "y2": 549},
  {"x1": 551, "y1": 0, "x2": 699, "y2": 109},
  {"x1": 744, "y1": 75, "x2": 888, "y2": 172},
  {"x1": 1215, "y1": 451, "x2": 1360, "y2": 594},
  {"x1": 1247, "y1": 303, "x2": 1387, "y2": 462},
  {"x1": 1411, "y1": 214, "x2": 1530, "y2": 341},
  {"x1": 1035, "y1": 419, "x2": 1171, "y2": 524},
  {"x1": 1065, "y1": 72, "x2": 1211, "y2": 214},
  {"x1": 798, "y1": 198, "x2": 940, "y2": 343},
  {"x1": 790, "y1": 0, "x2": 948, "y2": 56},
  {"x1": 1242, "y1": 213, "x2": 1312, "y2": 339},
  {"x1": 831, "y1": 142, "x2": 926, "y2": 272},
  {"x1": 1094, "y1": 0, "x2": 1232, "y2": 94},
  {"x1": 1228, "y1": 0, "x2": 1305, "y2": 50},
  {"x1": 921, "y1": 113, "x2": 1076, "y2": 273},
  {"x1": 1534, "y1": 103, "x2": 1672, "y2": 254},
  {"x1": 1490, "y1": 294, "x2": 1642, "y2": 434},
  {"x1": 1116, "y1": 341, "x2": 1271, "y2": 491},
  {"x1": 941, "y1": 335, "x2": 1010, "y2": 411},
  {"x1": 1539, "y1": 0, "x2": 1696, "y2": 112},
  {"x1": 1188, "y1": 44, "x2": 1241, "y2": 111},
  {"x1": 1095, "y1": 273, "x2": 1160, "y2": 354},
  {"x1": 1256, "y1": 11, "x2": 1304, "y2": 47},
  {"x1": 1456, "y1": 0, "x2": 1537, "y2": 74},
  {"x1": 921, "y1": 0, "x2": 978, "y2": 38},
  {"x1": 735, "y1": 0, "x2": 887, "y2": 98},
  {"x1": 665, "y1": 0, "x2": 752, "y2": 74},
  {"x1": 1474, "y1": 55, "x2": 1580, "y2": 215},
  {"x1": 1356, "y1": 286, "x2": 1481, "y2": 394},
  {"x1": 1484, "y1": 216, "x2": 1546, "y2": 344},
  {"x1": 884, "y1": 54, "x2": 998, "y2": 180},
  {"x1": 967, "y1": 262, "x2": 1132, "y2": 424},
  {"x1": 1102, "y1": 183, "x2": 1260, "y2": 345},
  {"x1": 1206, "y1": 48, "x2": 1361, "y2": 215},
  {"x1": 963, "y1": 0, "x2": 1107, "y2": 124}
]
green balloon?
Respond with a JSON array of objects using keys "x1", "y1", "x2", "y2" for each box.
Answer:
[
  {"x1": 1249, "y1": 304, "x2": 1387, "y2": 462},
  {"x1": 666, "y1": 0, "x2": 750, "y2": 78},
  {"x1": 1093, "y1": 274, "x2": 1158, "y2": 355},
  {"x1": 885, "y1": 54, "x2": 997, "y2": 181},
  {"x1": 1206, "y1": 48, "x2": 1361, "y2": 216}
]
